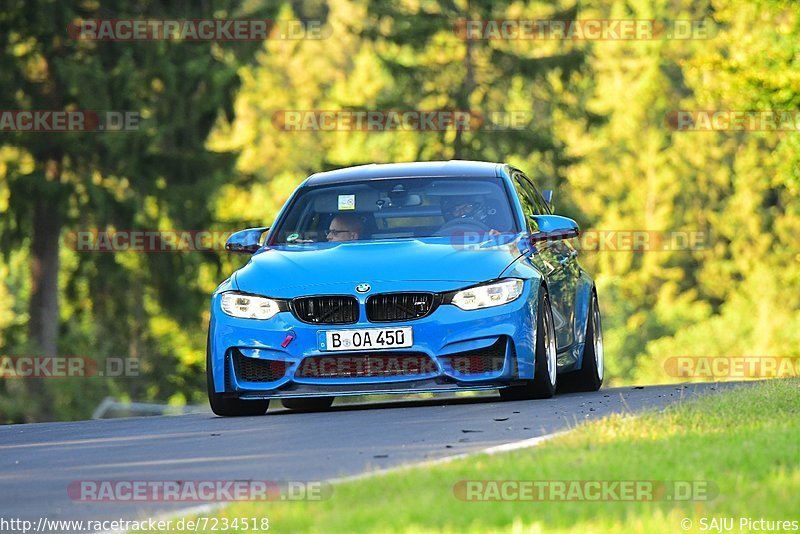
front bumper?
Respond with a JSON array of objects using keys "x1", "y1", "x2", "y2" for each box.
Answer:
[{"x1": 208, "y1": 282, "x2": 537, "y2": 399}]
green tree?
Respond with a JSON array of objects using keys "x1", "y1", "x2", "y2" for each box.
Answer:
[
  {"x1": 0, "y1": 0, "x2": 274, "y2": 421},
  {"x1": 364, "y1": 0, "x2": 587, "y2": 186}
]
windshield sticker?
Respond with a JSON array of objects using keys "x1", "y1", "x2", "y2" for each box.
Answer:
[{"x1": 338, "y1": 194, "x2": 356, "y2": 210}]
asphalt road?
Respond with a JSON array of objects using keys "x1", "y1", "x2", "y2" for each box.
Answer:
[{"x1": 0, "y1": 382, "x2": 740, "y2": 531}]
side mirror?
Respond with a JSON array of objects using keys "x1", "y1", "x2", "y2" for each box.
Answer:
[
  {"x1": 225, "y1": 227, "x2": 268, "y2": 254},
  {"x1": 542, "y1": 190, "x2": 553, "y2": 207},
  {"x1": 529, "y1": 215, "x2": 579, "y2": 244}
]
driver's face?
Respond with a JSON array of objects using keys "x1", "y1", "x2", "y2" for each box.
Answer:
[{"x1": 326, "y1": 217, "x2": 360, "y2": 242}]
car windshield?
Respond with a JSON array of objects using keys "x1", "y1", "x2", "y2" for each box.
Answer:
[{"x1": 271, "y1": 177, "x2": 518, "y2": 244}]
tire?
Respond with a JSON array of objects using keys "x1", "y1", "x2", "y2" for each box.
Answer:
[
  {"x1": 500, "y1": 286, "x2": 558, "y2": 401},
  {"x1": 559, "y1": 290, "x2": 604, "y2": 392},
  {"x1": 281, "y1": 397, "x2": 335, "y2": 412},
  {"x1": 207, "y1": 344, "x2": 269, "y2": 417}
]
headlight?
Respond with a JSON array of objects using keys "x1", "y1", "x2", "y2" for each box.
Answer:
[
  {"x1": 450, "y1": 279, "x2": 524, "y2": 311},
  {"x1": 220, "y1": 292, "x2": 281, "y2": 320}
]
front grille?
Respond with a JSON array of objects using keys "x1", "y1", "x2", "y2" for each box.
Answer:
[
  {"x1": 441, "y1": 338, "x2": 507, "y2": 375},
  {"x1": 366, "y1": 293, "x2": 437, "y2": 322},
  {"x1": 295, "y1": 352, "x2": 437, "y2": 379},
  {"x1": 291, "y1": 296, "x2": 358, "y2": 324},
  {"x1": 232, "y1": 349, "x2": 289, "y2": 382}
]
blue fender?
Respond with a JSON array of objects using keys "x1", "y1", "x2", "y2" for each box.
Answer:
[{"x1": 569, "y1": 272, "x2": 595, "y2": 370}]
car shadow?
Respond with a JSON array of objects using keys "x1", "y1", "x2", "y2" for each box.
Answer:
[{"x1": 267, "y1": 393, "x2": 502, "y2": 415}]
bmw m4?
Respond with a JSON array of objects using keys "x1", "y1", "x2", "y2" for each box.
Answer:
[{"x1": 207, "y1": 161, "x2": 603, "y2": 415}]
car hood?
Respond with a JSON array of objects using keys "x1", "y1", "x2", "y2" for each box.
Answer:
[{"x1": 232, "y1": 236, "x2": 524, "y2": 297}]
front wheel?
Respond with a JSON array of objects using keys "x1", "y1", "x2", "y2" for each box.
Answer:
[
  {"x1": 207, "y1": 346, "x2": 269, "y2": 417},
  {"x1": 500, "y1": 286, "x2": 558, "y2": 401}
]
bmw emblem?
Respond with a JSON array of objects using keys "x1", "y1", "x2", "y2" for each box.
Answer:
[{"x1": 355, "y1": 283, "x2": 371, "y2": 294}]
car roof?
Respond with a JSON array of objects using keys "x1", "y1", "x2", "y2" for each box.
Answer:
[{"x1": 305, "y1": 160, "x2": 505, "y2": 186}]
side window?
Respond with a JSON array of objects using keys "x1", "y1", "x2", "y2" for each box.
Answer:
[
  {"x1": 518, "y1": 172, "x2": 551, "y2": 214},
  {"x1": 511, "y1": 171, "x2": 537, "y2": 231},
  {"x1": 531, "y1": 184, "x2": 551, "y2": 214}
]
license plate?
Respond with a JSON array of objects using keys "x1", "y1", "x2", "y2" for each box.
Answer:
[{"x1": 320, "y1": 327, "x2": 413, "y2": 351}]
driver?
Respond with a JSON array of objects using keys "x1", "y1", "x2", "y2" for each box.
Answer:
[{"x1": 326, "y1": 214, "x2": 364, "y2": 242}]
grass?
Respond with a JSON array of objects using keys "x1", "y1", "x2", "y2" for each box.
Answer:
[{"x1": 138, "y1": 379, "x2": 800, "y2": 533}]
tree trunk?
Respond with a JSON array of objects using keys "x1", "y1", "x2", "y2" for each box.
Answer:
[
  {"x1": 28, "y1": 194, "x2": 62, "y2": 355},
  {"x1": 453, "y1": 3, "x2": 475, "y2": 160},
  {"x1": 26, "y1": 158, "x2": 63, "y2": 420}
]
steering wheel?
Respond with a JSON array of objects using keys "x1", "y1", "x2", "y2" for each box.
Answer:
[{"x1": 434, "y1": 217, "x2": 491, "y2": 236}]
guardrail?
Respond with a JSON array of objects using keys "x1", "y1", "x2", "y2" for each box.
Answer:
[{"x1": 91, "y1": 396, "x2": 209, "y2": 419}]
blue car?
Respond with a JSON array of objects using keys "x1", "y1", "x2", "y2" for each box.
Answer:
[{"x1": 207, "y1": 161, "x2": 603, "y2": 415}]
